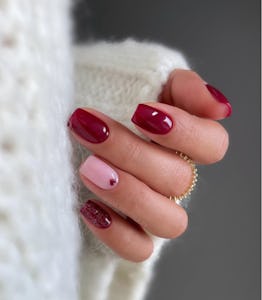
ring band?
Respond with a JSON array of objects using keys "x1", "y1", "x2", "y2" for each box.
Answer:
[{"x1": 169, "y1": 151, "x2": 198, "y2": 205}]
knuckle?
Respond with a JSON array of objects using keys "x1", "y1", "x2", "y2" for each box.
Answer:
[
  {"x1": 132, "y1": 239, "x2": 154, "y2": 263},
  {"x1": 164, "y1": 207, "x2": 188, "y2": 239},
  {"x1": 171, "y1": 208, "x2": 188, "y2": 238},
  {"x1": 168, "y1": 155, "x2": 193, "y2": 197},
  {"x1": 120, "y1": 228, "x2": 153, "y2": 262},
  {"x1": 158, "y1": 204, "x2": 188, "y2": 239},
  {"x1": 120, "y1": 138, "x2": 142, "y2": 165},
  {"x1": 210, "y1": 128, "x2": 229, "y2": 163},
  {"x1": 176, "y1": 115, "x2": 197, "y2": 146}
]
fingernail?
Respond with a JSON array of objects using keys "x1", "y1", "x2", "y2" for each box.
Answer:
[
  {"x1": 205, "y1": 84, "x2": 232, "y2": 117},
  {"x1": 80, "y1": 200, "x2": 112, "y2": 229},
  {"x1": 79, "y1": 155, "x2": 119, "y2": 190},
  {"x1": 131, "y1": 104, "x2": 173, "y2": 134},
  {"x1": 67, "y1": 108, "x2": 109, "y2": 143}
]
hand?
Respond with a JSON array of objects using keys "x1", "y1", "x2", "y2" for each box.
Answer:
[{"x1": 67, "y1": 69, "x2": 231, "y2": 262}]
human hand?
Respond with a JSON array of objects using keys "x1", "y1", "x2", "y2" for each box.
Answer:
[{"x1": 67, "y1": 69, "x2": 231, "y2": 262}]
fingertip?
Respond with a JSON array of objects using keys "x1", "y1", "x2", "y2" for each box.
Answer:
[
  {"x1": 175, "y1": 206, "x2": 189, "y2": 237},
  {"x1": 129, "y1": 235, "x2": 154, "y2": 262},
  {"x1": 162, "y1": 69, "x2": 232, "y2": 120},
  {"x1": 205, "y1": 83, "x2": 232, "y2": 119},
  {"x1": 165, "y1": 205, "x2": 188, "y2": 239}
]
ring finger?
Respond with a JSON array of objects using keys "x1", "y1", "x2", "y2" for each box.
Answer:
[{"x1": 79, "y1": 155, "x2": 188, "y2": 239}]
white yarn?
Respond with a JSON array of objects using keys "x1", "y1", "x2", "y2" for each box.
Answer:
[
  {"x1": 74, "y1": 39, "x2": 189, "y2": 127},
  {"x1": 0, "y1": 1, "x2": 80, "y2": 300},
  {"x1": 0, "y1": 2, "x2": 190, "y2": 299}
]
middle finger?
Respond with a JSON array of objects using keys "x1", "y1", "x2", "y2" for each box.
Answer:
[{"x1": 68, "y1": 107, "x2": 192, "y2": 198}]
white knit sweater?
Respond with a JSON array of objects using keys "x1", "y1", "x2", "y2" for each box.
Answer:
[{"x1": 0, "y1": 1, "x2": 189, "y2": 300}]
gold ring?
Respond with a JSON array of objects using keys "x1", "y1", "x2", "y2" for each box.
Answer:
[{"x1": 169, "y1": 151, "x2": 198, "y2": 206}]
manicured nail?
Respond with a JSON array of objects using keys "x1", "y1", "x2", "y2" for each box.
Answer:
[
  {"x1": 79, "y1": 155, "x2": 119, "y2": 190},
  {"x1": 131, "y1": 104, "x2": 173, "y2": 134},
  {"x1": 80, "y1": 200, "x2": 112, "y2": 229},
  {"x1": 67, "y1": 108, "x2": 109, "y2": 143},
  {"x1": 205, "y1": 84, "x2": 232, "y2": 117}
]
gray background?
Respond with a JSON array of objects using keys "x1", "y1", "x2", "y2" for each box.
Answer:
[{"x1": 73, "y1": 1, "x2": 260, "y2": 299}]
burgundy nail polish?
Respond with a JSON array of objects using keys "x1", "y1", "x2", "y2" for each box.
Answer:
[
  {"x1": 67, "y1": 108, "x2": 109, "y2": 143},
  {"x1": 131, "y1": 104, "x2": 173, "y2": 134},
  {"x1": 205, "y1": 84, "x2": 232, "y2": 117},
  {"x1": 80, "y1": 200, "x2": 112, "y2": 229}
]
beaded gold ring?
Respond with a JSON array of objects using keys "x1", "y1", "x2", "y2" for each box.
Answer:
[{"x1": 169, "y1": 151, "x2": 198, "y2": 206}]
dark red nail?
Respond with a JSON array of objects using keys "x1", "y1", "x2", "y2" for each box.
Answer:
[
  {"x1": 67, "y1": 108, "x2": 109, "y2": 143},
  {"x1": 205, "y1": 84, "x2": 232, "y2": 117},
  {"x1": 131, "y1": 104, "x2": 173, "y2": 134},
  {"x1": 80, "y1": 200, "x2": 112, "y2": 229}
]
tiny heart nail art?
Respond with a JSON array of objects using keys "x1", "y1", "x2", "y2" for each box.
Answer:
[{"x1": 79, "y1": 155, "x2": 119, "y2": 190}]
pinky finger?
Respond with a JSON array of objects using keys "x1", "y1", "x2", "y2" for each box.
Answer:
[{"x1": 79, "y1": 200, "x2": 153, "y2": 262}]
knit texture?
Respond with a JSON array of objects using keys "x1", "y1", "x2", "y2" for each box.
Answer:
[
  {"x1": 73, "y1": 39, "x2": 190, "y2": 300},
  {"x1": 0, "y1": 1, "x2": 190, "y2": 299},
  {"x1": 0, "y1": 1, "x2": 80, "y2": 299}
]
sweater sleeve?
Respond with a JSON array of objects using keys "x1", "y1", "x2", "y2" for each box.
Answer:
[
  {"x1": 74, "y1": 39, "x2": 189, "y2": 127},
  {"x1": 73, "y1": 39, "x2": 190, "y2": 300}
]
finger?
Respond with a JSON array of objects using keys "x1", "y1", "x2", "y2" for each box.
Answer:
[
  {"x1": 79, "y1": 155, "x2": 188, "y2": 239},
  {"x1": 159, "y1": 69, "x2": 232, "y2": 120},
  {"x1": 67, "y1": 108, "x2": 192, "y2": 198},
  {"x1": 79, "y1": 199, "x2": 153, "y2": 262},
  {"x1": 131, "y1": 102, "x2": 229, "y2": 164}
]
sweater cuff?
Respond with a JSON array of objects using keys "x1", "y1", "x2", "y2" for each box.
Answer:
[
  {"x1": 74, "y1": 39, "x2": 190, "y2": 130},
  {"x1": 74, "y1": 38, "x2": 189, "y2": 88}
]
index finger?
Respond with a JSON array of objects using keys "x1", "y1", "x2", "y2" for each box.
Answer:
[{"x1": 159, "y1": 69, "x2": 232, "y2": 120}]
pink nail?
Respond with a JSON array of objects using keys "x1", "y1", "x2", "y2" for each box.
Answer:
[{"x1": 79, "y1": 155, "x2": 119, "y2": 190}]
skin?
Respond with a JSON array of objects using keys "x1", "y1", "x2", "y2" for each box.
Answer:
[{"x1": 69, "y1": 69, "x2": 230, "y2": 262}]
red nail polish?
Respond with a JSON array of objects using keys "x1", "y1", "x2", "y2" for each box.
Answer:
[
  {"x1": 205, "y1": 84, "x2": 232, "y2": 117},
  {"x1": 67, "y1": 108, "x2": 109, "y2": 143},
  {"x1": 80, "y1": 200, "x2": 112, "y2": 229},
  {"x1": 131, "y1": 104, "x2": 173, "y2": 134}
]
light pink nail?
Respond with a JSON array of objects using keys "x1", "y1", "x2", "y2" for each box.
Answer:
[{"x1": 79, "y1": 155, "x2": 119, "y2": 190}]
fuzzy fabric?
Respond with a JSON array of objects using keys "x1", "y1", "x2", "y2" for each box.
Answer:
[
  {"x1": 74, "y1": 40, "x2": 190, "y2": 300},
  {"x1": 0, "y1": 1, "x2": 189, "y2": 300},
  {"x1": 0, "y1": 1, "x2": 80, "y2": 300}
]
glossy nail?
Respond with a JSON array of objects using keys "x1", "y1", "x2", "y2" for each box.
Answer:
[
  {"x1": 131, "y1": 104, "x2": 173, "y2": 134},
  {"x1": 80, "y1": 200, "x2": 112, "y2": 229},
  {"x1": 67, "y1": 108, "x2": 109, "y2": 143},
  {"x1": 79, "y1": 155, "x2": 119, "y2": 190},
  {"x1": 205, "y1": 84, "x2": 232, "y2": 117}
]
